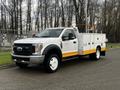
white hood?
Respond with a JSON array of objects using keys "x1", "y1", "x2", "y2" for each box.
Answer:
[{"x1": 14, "y1": 38, "x2": 59, "y2": 44}]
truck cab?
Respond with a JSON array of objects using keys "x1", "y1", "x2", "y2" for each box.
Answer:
[{"x1": 12, "y1": 27, "x2": 107, "y2": 73}]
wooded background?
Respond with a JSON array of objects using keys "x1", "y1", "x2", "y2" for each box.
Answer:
[{"x1": 0, "y1": 0, "x2": 120, "y2": 43}]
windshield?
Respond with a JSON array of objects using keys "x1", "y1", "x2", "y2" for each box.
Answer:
[{"x1": 35, "y1": 28, "x2": 63, "y2": 38}]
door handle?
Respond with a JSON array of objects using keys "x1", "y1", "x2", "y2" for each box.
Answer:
[{"x1": 73, "y1": 41, "x2": 76, "y2": 44}]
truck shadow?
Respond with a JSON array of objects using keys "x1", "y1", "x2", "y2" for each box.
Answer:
[
  {"x1": 61, "y1": 56, "x2": 100, "y2": 68},
  {"x1": 15, "y1": 56, "x2": 105, "y2": 74}
]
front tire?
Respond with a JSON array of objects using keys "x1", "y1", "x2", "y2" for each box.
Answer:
[{"x1": 44, "y1": 54, "x2": 60, "y2": 73}]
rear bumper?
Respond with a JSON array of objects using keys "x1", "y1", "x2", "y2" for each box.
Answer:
[{"x1": 11, "y1": 54, "x2": 45, "y2": 64}]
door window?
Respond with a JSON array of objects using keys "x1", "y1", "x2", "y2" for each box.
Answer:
[{"x1": 62, "y1": 29, "x2": 76, "y2": 41}]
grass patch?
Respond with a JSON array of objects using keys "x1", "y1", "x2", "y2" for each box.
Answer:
[
  {"x1": 0, "y1": 52, "x2": 13, "y2": 65},
  {"x1": 107, "y1": 43, "x2": 120, "y2": 49}
]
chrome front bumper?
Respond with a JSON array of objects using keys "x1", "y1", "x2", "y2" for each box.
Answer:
[{"x1": 11, "y1": 54, "x2": 45, "y2": 64}]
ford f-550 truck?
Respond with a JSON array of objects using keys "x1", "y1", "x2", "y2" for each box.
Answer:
[{"x1": 12, "y1": 27, "x2": 107, "y2": 72}]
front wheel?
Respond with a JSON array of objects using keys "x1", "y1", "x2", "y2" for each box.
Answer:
[{"x1": 44, "y1": 54, "x2": 60, "y2": 73}]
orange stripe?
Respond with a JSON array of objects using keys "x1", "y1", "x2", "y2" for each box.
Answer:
[
  {"x1": 62, "y1": 48, "x2": 106, "y2": 58},
  {"x1": 82, "y1": 49, "x2": 96, "y2": 55},
  {"x1": 62, "y1": 52, "x2": 79, "y2": 58},
  {"x1": 83, "y1": 48, "x2": 107, "y2": 55},
  {"x1": 101, "y1": 48, "x2": 107, "y2": 51}
]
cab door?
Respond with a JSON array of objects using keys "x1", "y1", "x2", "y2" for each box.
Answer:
[{"x1": 61, "y1": 29, "x2": 78, "y2": 58}]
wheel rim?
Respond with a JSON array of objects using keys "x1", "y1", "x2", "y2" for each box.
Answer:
[
  {"x1": 49, "y1": 57, "x2": 58, "y2": 71},
  {"x1": 96, "y1": 49, "x2": 100, "y2": 59}
]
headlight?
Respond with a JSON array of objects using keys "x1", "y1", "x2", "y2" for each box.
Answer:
[{"x1": 35, "y1": 43, "x2": 43, "y2": 53}]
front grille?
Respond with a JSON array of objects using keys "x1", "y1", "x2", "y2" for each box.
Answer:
[{"x1": 13, "y1": 44, "x2": 34, "y2": 56}]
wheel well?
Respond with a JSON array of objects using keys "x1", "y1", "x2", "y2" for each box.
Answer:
[
  {"x1": 44, "y1": 48, "x2": 62, "y2": 61},
  {"x1": 42, "y1": 45, "x2": 62, "y2": 60},
  {"x1": 97, "y1": 46, "x2": 101, "y2": 51}
]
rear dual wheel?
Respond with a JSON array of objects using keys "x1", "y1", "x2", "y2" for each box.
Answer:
[{"x1": 89, "y1": 48, "x2": 101, "y2": 60}]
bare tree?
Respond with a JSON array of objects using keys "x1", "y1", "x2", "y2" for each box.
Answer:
[
  {"x1": 19, "y1": 0, "x2": 23, "y2": 35},
  {"x1": 0, "y1": 0, "x2": 120, "y2": 43},
  {"x1": 61, "y1": 0, "x2": 65, "y2": 27},
  {"x1": 26, "y1": 0, "x2": 32, "y2": 32},
  {"x1": 72, "y1": 0, "x2": 86, "y2": 32},
  {"x1": 67, "y1": 0, "x2": 74, "y2": 27},
  {"x1": 35, "y1": 0, "x2": 41, "y2": 31}
]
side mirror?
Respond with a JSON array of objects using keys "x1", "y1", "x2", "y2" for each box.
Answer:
[
  {"x1": 62, "y1": 36, "x2": 69, "y2": 41},
  {"x1": 32, "y1": 34, "x2": 36, "y2": 37},
  {"x1": 68, "y1": 33, "x2": 75, "y2": 40}
]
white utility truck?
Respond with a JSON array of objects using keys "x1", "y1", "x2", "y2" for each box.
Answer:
[{"x1": 12, "y1": 27, "x2": 107, "y2": 72}]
